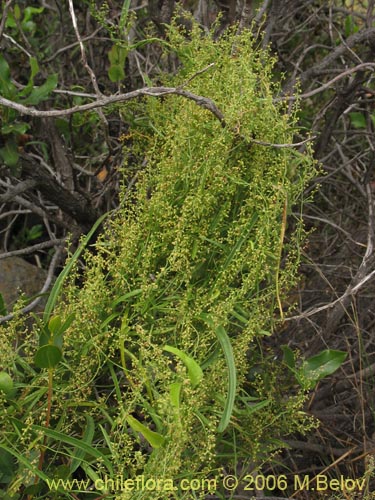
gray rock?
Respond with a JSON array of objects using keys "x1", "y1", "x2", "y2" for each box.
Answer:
[{"x1": 0, "y1": 256, "x2": 49, "y2": 311}]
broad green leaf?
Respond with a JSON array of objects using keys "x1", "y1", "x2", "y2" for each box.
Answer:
[
  {"x1": 349, "y1": 112, "x2": 366, "y2": 129},
  {"x1": 29, "y1": 57, "x2": 40, "y2": 80},
  {"x1": 52, "y1": 332, "x2": 64, "y2": 350},
  {"x1": 301, "y1": 349, "x2": 347, "y2": 388},
  {"x1": 46, "y1": 312, "x2": 73, "y2": 350},
  {"x1": 0, "y1": 141, "x2": 19, "y2": 168},
  {"x1": 23, "y1": 7, "x2": 44, "y2": 23},
  {"x1": 1, "y1": 122, "x2": 29, "y2": 135},
  {"x1": 108, "y1": 45, "x2": 127, "y2": 82},
  {"x1": 108, "y1": 45, "x2": 127, "y2": 65},
  {"x1": 281, "y1": 345, "x2": 296, "y2": 370},
  {"x1": 0, "y1": 372, "x2": 14, "y2": 396},
  {"x1": 126, "y1": 415, "x2": 165, "y2": 448},
  {"x1": 163, "y1": 345, "x2": 203, "y2": 388},
  {"x1": 26, "y1": 224, "x2": 43, "y2": 241},
  {"x1": 108, "y1": 64, "x2": 125, "y2": 83},
  {"x1": 0, "y1": 448, "x2": 15, "y2": 483},
  {"x1": 52, "y1": 464, "x2": 71, "y2": 480},
  {"x1": 22, "y1": 74, "x2": 58, "y2": 105},
  {"x1": 34, "y1": 345, "x2": 62, "y2": 369},
  {"x1": 70, "y1": 415, "x2": 95, "y2": 473},
  {"x1": 0, "y1": 55, "x2": 15, "y2": 98},
  {"x1": 5, "y1": 11, "x2": 17, "y2": 28}
]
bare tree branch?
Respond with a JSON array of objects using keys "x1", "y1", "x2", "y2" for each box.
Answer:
[
  {"x1": 0, "y1": 179, "x2": 38, "y2": 202},
  {"x1": 0, "y1": 86, "x2": 226, "y2": 122},
  {"x1": 20, "y1": 156, "x2": 98, "y2": 228},
  {"x1": 0, "y1": 239, "x2": 66, "y2": 260},
  {"x1": 277, "y1": 63, "x2": 375, "y2": 103},
  {"x1": 324, "y1": 182, "x2": 375, "y2": 333},
  {"x1": 0, "y1": 86, "x2": 314, "y2": 148},
  {"x1": 299, "y1": 27, "x2": 375, "y2": 85}
]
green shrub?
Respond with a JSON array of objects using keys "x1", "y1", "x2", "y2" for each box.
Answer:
[{"x1": 0, "y1": 22, "x2": 317, "y2": 499}]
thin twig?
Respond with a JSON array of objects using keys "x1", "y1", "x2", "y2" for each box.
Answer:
[
  {"x1": 251, "y1": 136, "x2": 316, "y2": 148},
  {"x1": 43, "y1": 28, "x2": 102, "y2": 64},
  {"x1": 0, "y1": 0, "x2": 14, "y2": 41},
  {"x1": 288, "y1": 183, "x2": 375, "y2": 325},
  {"x1": 2, "y1": 33, "x2": 32, "y2": 58},
  {"x1": 68, "y1": 0, "x2": 102, "y2": 97},
  {"x1": 285, "y1": 267, "x2": 375, "y2": 322},
  {"x1": 178, "y1": 63, "x2": 216, "y2": 88},
  {"x1": 67, "y1": 0, "x2": 110, "y2": 148}
]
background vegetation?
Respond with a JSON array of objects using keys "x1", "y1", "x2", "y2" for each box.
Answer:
[{"x1": 1, "y1": 1, "x2": 375, "y2": 499}]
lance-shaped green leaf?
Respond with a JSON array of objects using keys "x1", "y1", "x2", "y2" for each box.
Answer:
[
  {"x1": 199, "y1": 314, "x2": 237, "y2": 432},
  {"x1": 22, "y1": 74, "x2": 58, "y2": 105},
  {"x1": 30, "y1": 424, "x2": 113, "y2": 474},
  {"x1": 126, "y1": 415, "x2": 165, "y2": 449},
  {"x1": 163, "y1": 345, "x2": 203, "y2": 388},
  {"x1": 169, "y1": 382, "x2": 182, "y2": 409},
  {"x1": 214, "y1": 325, "x2": 237, "y2": 433},
  {"x1": 70, "y1": 415, "x2": 95, "y2": 473},
  {"x1": 281, "y1": 345, "x2": 296, "y2": 370}
]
